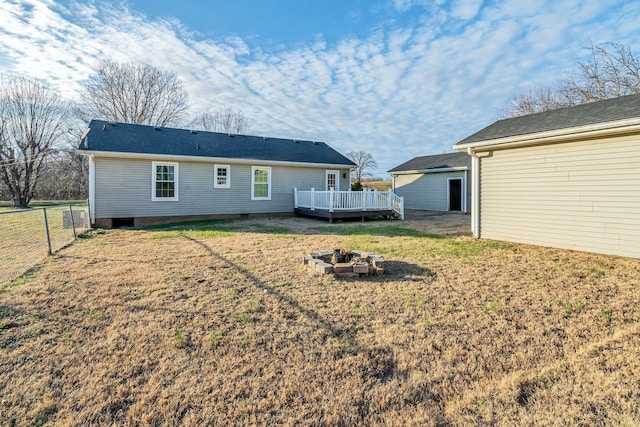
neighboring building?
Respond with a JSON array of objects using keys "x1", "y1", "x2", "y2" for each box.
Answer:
[
  {"x1": 388, "y1": 152, "x2": 471, "y2": 212},
  {"x1": 78, "y1": 120, "x2": 355, "y2": 228},
  {"x1": 454, "y1": 93, "x2": 640, "y2": 259}
]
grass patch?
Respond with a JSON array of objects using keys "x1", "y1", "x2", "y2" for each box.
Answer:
[
  {"x1": 482, "y1": 299, "x2": 503, "y2": 314},
  {"x1": 314, "y1": 224, "x2": 437, "y2": 237},
  {"x1": 141, "y1": 218, "x2": 241, "y2": 231},
  {"x1": 343, "y1": 233, "x2": 488, "y2": 258},
  {"x1": 145, "y1": 219, "x2": 296, "y2": 238},
  {"x1": 153, "y1": 229, "x2": 236, "y2": 239},
  {"x1": 314, "y1": 224, "x2": 512, "y2": 257}
]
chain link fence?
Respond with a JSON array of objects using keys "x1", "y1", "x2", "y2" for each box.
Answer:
[{"x1": 0, "y1": 203, "x2": 90, "y2": 285}]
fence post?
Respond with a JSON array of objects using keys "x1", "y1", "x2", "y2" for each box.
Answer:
[
  {"x1": 43, "y1": 208, "x2": 52, "y2": 255},
  {"x1": 294, "y1": 188, "x2": 298, "y2": 208},
  {"x1": 69, "y1": 204, "x2": 77, "y2": 239}
]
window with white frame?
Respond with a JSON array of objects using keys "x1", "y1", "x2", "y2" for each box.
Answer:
[
  {"x1": 152, "y1": 161, "x2": 178, "y2": 201},
  {"x1": 214, "y1": 164, "x2": 231, "y2": 188},
  {"x1": 251, "y1": 166, "x2": 271, "y2": 200}
]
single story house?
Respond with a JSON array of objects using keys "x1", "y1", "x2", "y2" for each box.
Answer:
[
  {"x1": 78, "y1": 120, "x2": 356, "y2": 228},
  {"x1": 388, "y1": 152, "x2": 471, "y2": 212},
  {"x1": 454, "y1": 93, "x2": 640, "y2": 259}
]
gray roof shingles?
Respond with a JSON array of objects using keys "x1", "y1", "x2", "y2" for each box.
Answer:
[
  {"x1": 388, "y1": 152, "x2": 470, "y2": 173},
  {"x1": 78, "y1": 120, "x2": 356, "y2": 167},
  {"x1": 456, "y1": 93, "x2": 640, "y2": 146}
]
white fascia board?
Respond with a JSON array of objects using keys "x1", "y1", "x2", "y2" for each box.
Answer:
[
  {"x1": 79, "y1": 150, "x2": 355, "y2": 169},
  {"x1": 389, "y1": 166, "x2": 468, "y2": 175},
  {"x1": 454, "y1": 118, "x2": 640, "y2": 152}
]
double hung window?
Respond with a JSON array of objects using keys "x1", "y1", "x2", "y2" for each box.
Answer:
[
  {"x1": 251, "y1": 166, "x2": 271, "y2": 200},
  {"x1": 152, "y1": 162, "x2": 178, "y2": 201}
]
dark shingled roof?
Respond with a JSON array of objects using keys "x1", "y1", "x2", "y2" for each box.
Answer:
[
  {"x1": 78, "y1": 120, "x2": 356, "y2": 167},
  {"x1": 388, "y1": 152, "x2": 470, "y2": 173},
  {"x1": 455, "y1": 93, "x2": 640, "y2": 146}
]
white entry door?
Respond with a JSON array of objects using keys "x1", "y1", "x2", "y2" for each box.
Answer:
[{"x1": 326, "y1": 170, "x2": 339, "y2": 190}]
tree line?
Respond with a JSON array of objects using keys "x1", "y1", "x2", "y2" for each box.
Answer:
[
  {"x1": 500, "y1": 42, "x2": 640, "y2": 118},
  {"x1": 0, "y1": 59, "x2": 251, "y2": 208}
]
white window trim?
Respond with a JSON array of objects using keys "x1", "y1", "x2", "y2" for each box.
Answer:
[
  {"x1": 214, "y1": 164, "x2": 231, "y2": 189},
  {"x1": 325, "y1": 169, "x2": 339, "y2": 191},
  {"x1": 251, "y1": 166, "x2": 271, "y2": 200},
  {"x1": 152, "y1": 161, "x2": 179, "y2": 202}
]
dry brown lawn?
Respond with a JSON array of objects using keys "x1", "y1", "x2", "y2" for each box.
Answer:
[{"x1": 0, "y1": 216, "x2": 639, "y2": 426}]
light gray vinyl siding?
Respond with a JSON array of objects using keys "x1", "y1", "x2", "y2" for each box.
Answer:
[
  {"x1": 94, "y1": 157, "x2": 350, "y2": 218},
  {"x1": 394, "y1": 171, "x2": 469, "y2": 212},
  {"x1": 478, "y1": 135, "x2": 640, "y2": 258}
]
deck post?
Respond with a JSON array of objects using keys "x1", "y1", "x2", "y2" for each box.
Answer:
[
  {"x1": 329, "y1": 187, "x2": 334, "y2": 212},
  {"x1": 362, "y1": 189, "x2": 367, "y2": 212},
  {"x1": 294, "y1": 187, "x2": 298, "y2": 208},
  {"x1": 387, "y1": 188, "x2": 392, "y2": 208},
  {"x1": 310, "y1": 188, "x2": 315, "y2": 210}
]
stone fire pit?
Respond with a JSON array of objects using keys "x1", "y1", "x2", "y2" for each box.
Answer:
[{"x1": 303, "y1": 249, "x2": 384, "y2": 277}]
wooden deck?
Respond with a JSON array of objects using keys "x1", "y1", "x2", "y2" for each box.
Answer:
[
  {"x1": 294, "y1": 188, "x2": 404, "y2": 223},
  {"x1": 294, "y1": 207, "x2": 396, "y2": 222}
]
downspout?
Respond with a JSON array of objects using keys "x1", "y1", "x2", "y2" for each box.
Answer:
[
  {"x1": 88, "y1": 154, "x2": 96, "y2": 225},
  {"x1": 467, "y1": 147, "x2": 480, "y2": 238}
]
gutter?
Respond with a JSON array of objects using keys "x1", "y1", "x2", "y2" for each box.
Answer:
[
  {"x1": 388, "y1": 166, "x2": 469, "y2": 175},
  {"x1": 455, "y1": 118, "x2": 640, "y2": 152},
  {"x1": 88, "y1": 154, "x2": 95, "y2": 225},
  {"x1": 77, "y1": 149, "x2": 355, "y2": 170}
]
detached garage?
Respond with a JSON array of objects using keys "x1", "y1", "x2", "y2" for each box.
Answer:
[
  {"x1": 454, "y1": 94, "x2": 640, "y2": 259},
  {"x1": 388, "y1": 152, "x2": 471, "y2": 212}
]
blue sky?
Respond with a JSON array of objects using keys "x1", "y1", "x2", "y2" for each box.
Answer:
[{"x1": 1, "y1": 0, "x2": 639, "y2": 175}]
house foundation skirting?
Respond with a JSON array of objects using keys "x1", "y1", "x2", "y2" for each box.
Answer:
[{"x1": 94, "y1": 212, "x2": 293, "y2": 228}]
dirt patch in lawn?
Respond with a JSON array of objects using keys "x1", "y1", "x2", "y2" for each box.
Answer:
[{"x1": 0, "y1": 217, "x2": 638, "y2": 426}]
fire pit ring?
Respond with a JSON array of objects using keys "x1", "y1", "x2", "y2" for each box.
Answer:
[{"x1": 303, "y1": 249, "x2": 384, "y2": 277}]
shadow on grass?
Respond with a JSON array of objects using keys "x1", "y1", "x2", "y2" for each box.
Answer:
[
  {"x1": 180, "y1": 234, "x2": 413, "y2": 393},
  {"x1": 182, "y1": 234, "x2": 351, "y2": 338},
  {"x1": 313, "y1": 224, "x2": 446, "y2": 238}
]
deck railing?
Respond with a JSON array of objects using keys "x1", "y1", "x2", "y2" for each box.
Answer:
[{"x1": 294, "y1": 188, "x2": 404, "y2": 220}]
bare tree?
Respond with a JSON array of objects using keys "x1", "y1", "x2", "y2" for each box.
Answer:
[
  {"x1": 34, "y1": 150, "x2": 88, "y2": 200},
  {"x1": 500, "y1": 42, "x2": 640, "y2": 118},
  {"x1": 561, "y1": 41, "x2": 640, "y2": 104},
  {"x1": 0, "y1": 75, "x2": 69, "y2": 208},
  {"x1": 346, "y1": 150, "x2": 377, "y2": 185},
  {"x1": 498, "y1": 85, "x2": 568, "y2": 119},
  {"x1": 190, "y1": 108, "x2": 250, "y2": 134},
  {"x1": 77, "y1": 59, "x2": 189, "y2": 127}
]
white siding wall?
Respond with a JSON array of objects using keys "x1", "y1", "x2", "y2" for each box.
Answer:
[
  {"x1": 394, "y1": 171, "x2": 469, "y2": 212},
  {"x1": 478, "y1": 135, "x2": 640, "y2": 258},
  {"x1": 94, "y1": 157, "x2": 349, "y2": 218}
]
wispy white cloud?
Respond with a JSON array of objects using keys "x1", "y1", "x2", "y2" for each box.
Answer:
[
  {"x1": 0, "y1": 0, "x2": 638, "y2": 174},
  {"x1": 450, "y1": 0, "x2": 483, "y2": 21}
]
